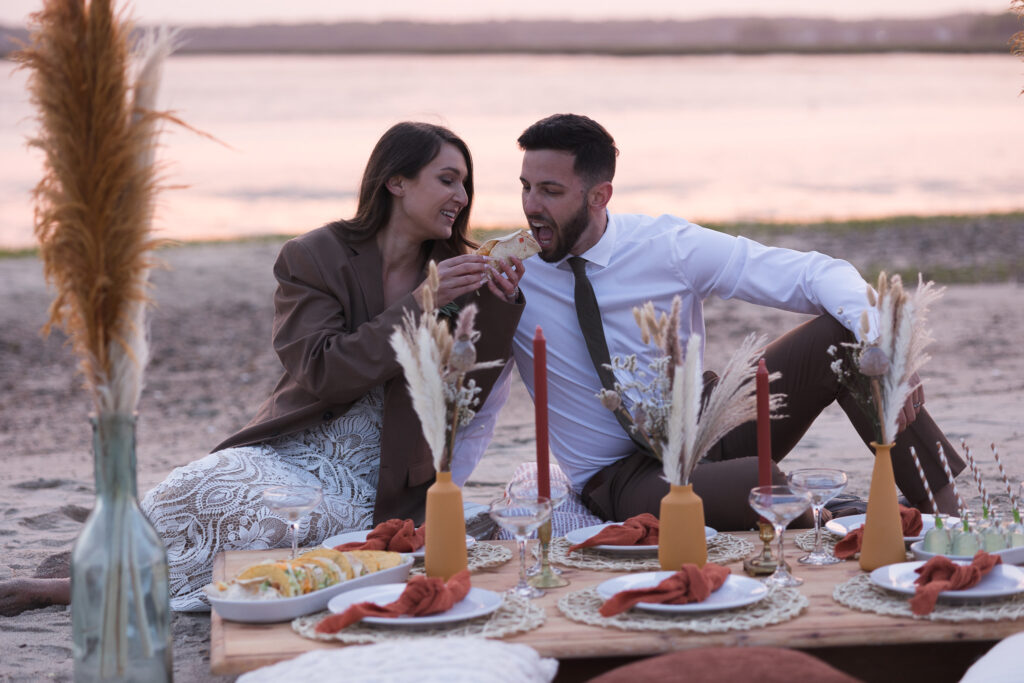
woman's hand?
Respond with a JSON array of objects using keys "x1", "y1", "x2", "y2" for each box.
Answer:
[
  {"x1": 417, "y1": 254, "x2": 490, "y2": 308},
  {"x1": 485, "y1": 256, "x2": 525, "y2": 303}
]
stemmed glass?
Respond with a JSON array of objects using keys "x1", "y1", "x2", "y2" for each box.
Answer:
[
  {"x1": 748, "y1": 485, "x2": 813, "y2": 587},
  {"x1": 489, "y1": 494, "x2": 552, "y2": 598},
  {"x1": 788, "y1": 468, "x2": 848, "y2": 565},
  {"x1": 262, "y1": 484, "x2": 324, "y2": 559},
  {"x1": 510, "y1": 478, "x2": 569, "y2": 579}
]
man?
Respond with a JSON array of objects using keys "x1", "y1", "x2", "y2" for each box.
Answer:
[{"x1": 511, "y1": 113, "x2": 964, "y2": 531}]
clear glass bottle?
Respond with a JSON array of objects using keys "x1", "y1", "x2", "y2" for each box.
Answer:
[
  {"x1": 71, "y1": 414, "x2": 173, "y2": 682},
  {"x1": 921, "y1": 513, "x2": 951, "y2": 554},
  {"x1": 950, "y1": 511, "x2": 981, "y2": 557}
]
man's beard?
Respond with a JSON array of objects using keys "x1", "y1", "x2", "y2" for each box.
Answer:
[{"x1": 539, "y1": 198, "x2": 589, "y2": 263}]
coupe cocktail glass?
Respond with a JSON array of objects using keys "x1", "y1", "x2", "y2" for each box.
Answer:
[
  {"x1": 788, "y1": 468, "x2": 848, "y2": 565},
  {"x1": 748, "y1": 485, "x2": 812, "y2": 587}
]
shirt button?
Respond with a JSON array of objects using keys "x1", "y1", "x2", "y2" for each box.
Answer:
[{"x1": 322, "y1": 411, "x2": 334, "y2": 421}]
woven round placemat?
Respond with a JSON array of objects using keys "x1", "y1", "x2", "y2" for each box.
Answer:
[
  {"x1": 558, "y1": 584, "x2": 806, "y2": 633},
  {"x1": 833, "y1": 573, "x2": 1024, "y2": 623},
  {"x1": 293, "y1": 592, "x2": 545, "y2": 644},
  {"x1": 794, "y1": 530, "x2": 838, "y2": 553},
  {"x1": 409, "y1": 541, "x2": 513, "y2": 576},
  {"x1": 548, "y1": 533, "x2": 755, "y2": 572}
]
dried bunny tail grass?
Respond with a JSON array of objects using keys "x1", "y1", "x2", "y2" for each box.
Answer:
[
  {"x1": 691, "y1": 333, "x2": 781, "y2": 481},
  {"x1": 391, "y1": 312, "x2": 447, "y2": 470},
  {"x1": 16, "y1": 0, "x2": 175, "y2": 414}
]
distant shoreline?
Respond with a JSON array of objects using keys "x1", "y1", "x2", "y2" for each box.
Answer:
[{"x1": 2, "y1": 13, "x2": 1020, "y2": 58}]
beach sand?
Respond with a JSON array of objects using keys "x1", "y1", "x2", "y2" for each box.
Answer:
[{"x1": 1, "y1": 222, "x2": 1022, "y2": 681}]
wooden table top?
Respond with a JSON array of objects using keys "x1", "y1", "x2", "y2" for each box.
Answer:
[{"x1": 209, "y1": 532, "x2": 1024, "y2": 676}]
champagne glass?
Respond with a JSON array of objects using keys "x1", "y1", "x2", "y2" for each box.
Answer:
[
  {"x1": 262, "y1": 484, "x2": 323, "y2": 559},
  {"x1": 788, "y1": 468, "x2": 848, "y2": 565},
  {"x1": 509, "y1": 478, "x2": 569, "y2": 577},
  {"x1": 489, "y1": 495, "x2": 552, "y2": 598},
  {"x1": 748, "y1": 485, "x2": 812, "y2": 587}
]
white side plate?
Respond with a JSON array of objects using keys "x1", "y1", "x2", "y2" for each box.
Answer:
[
  {"x1": 327, "y1": 584, "x2": 502, "y2": 626},
  {"x1": 208, "y1": 553, "x2": 414, "y2": 623},
  {"x1": 595, "y1": 571, "x2": 767, "y2": 613},
  {"x1": 564, "y1": 522, "x2": 717, "y2": 555},
  {"x1": 825, "y1": 513, "x2": 958, "y2": 543},
  {"x1": 869, "y1": 561, "x2": 1024, "y2": 602}
]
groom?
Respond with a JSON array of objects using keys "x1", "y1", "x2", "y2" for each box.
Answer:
[{"x1": 509, "y1": 113, "x2": 965, "y2": 531}]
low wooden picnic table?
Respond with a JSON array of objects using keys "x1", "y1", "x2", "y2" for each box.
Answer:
[{"x1": 209, "y1": 532, "x2": 1022, "y2": 682}]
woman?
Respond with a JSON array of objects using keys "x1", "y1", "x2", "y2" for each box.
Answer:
[{"x1": 138, "y1": 121, "x2": 525, "y2": 610}]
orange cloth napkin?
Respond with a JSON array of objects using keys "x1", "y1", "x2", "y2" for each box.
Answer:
[
  {"x1": 315, "y1": 569, "x2": 472, "y2": 633},
  {"x1": 333, "y1": 518, "x2": 425, "y2": 552},
  {"x1": 568, "y1": 513, "x2": 660, "y2": 552},
  {"x1": 833, "y1": 505, "x2": 923, "y2": 560},
  {"x1": 909, "y1": 551, "x2": 1002, "y2": 616},
  {"x1": 599, "y1": 563, "x2": 731, "y2": 617}
]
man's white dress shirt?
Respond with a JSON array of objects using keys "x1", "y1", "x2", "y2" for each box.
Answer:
[{"x1": 513, "y1": 212, "x2": 872, "y2": 493}]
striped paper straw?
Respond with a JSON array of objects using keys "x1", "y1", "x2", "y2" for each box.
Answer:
[
  {"x1": 937, "y1": 442, "x2": 967, "y2": 514},
  {"x1": 961, "y1": 438, "x2": 990, "y2": 514},
  {"x1": 909, "y1": 446, "x2": 939, "y2": 516},
  {"x1": 991, "y1": 443, "x2": 1019, "y2": 519}
]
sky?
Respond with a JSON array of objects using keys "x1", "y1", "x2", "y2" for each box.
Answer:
[{"x1": 0, "y1": 0, "x2": 1015, "y2": 26}]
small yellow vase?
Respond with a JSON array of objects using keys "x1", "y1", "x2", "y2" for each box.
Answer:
[
  {"x1": 424, "y1": 470, "x2": 468, "y2": 579},
  {"x1": 658, "y1": 484, "x2": 707, "y2": 570},
  {"x1": 859, "y1": 442, "x2": 906, "y2": 571}
]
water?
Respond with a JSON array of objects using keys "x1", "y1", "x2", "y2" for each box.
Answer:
[{"x1": 2, "y1": 53, "x2": 1023, "y2": 249}]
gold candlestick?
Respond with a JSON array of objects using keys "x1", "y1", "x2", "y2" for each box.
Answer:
[{"x1": 744, "y1": 520, "x2": 780, "y2": 576}]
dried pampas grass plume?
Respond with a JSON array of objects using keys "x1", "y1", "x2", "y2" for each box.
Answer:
[{"x1": 15, "y1": 0, "x2": 183, "y2": 416}]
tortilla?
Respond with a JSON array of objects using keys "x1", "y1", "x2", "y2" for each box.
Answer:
[{"x1": 475, "y1": 229, "x2": 540, "y2": 265}]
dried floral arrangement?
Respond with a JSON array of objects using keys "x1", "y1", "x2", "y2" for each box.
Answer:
[
  {"x1": 827, "y1": 272, "x2": 942, "y2": 445},
  {"x1": 596, "y1": 295, "x2": 783, "y2": 486},
  {"x1": 14, "y1": 0, "x2": 185, "y2": 674},
  {"x1": 390, "y1": 262, "x2": 503, "y2": 472}
]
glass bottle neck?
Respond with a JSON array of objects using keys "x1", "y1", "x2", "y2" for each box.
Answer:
[{"x1": 90, "y1": 413, "x2": 138, "y2": 499}]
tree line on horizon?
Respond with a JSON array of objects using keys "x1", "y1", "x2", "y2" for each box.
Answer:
[{"x1": 1, "y1": 13, "x2": 1021, "y2": 56}]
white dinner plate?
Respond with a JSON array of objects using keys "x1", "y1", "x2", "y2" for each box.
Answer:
[
  {"x1": 825, "y1": 513, "x2": 958, "y2": 543},
  {"x1": 869, "y1": 561, "x2": 1024, "y2": 602},
  {"x1": 595, "y1": 571, "x2": 767, "y2": 613},
  {"x1": 207, "y1": 553, "x2": 414, "y2": 623},
  {"x1": 564, "y1": 522, "x2": 717, "y2": 555},
  {"x1": 327, "y1": 583, "x2": 502, "y2": 626},
  {"x1": 322, "y1": 530, "x2": 476, "y2": 559},
  {"x1": 909, "y1": 541, "x2": 1024, "y2": 565}
]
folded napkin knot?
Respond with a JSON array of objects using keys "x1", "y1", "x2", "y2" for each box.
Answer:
[
  {"x1": 909, "y1": 551, "x2": 1002, "y2": 615},
  {"x1": 834, "y1": 505, "x2": 922, "y2": 560},
  {"x1": 315, "y1": 569, "x2": 472, "y2": 633},
  {"x1": 598, "y1": 563, "x2": 731, "y2": 617},
  {"x1": 334, "y1": 518, "x2": 425, "y2": 553},
  {"x1": 569, "y1": 513, "x2": 660, "y2": 553}
]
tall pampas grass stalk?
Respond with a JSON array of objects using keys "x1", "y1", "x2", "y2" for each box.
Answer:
[
  {"x1": 391, "y1": 262, "x2": 502, "y2": 472},
  {"x1": 16, "y1": 0, "x2": 181, "y2": 675},
  {"x1": 868, "y1": 273, "x2": 943, "y2": 445}
]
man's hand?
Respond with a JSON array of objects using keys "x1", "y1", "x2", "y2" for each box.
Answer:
[
  {"x1": 896, "y1": 371, "x2": 925, "y2": 434},
  {"x1": 485, "y1": 256, "x2": 525, "y2": 303}
]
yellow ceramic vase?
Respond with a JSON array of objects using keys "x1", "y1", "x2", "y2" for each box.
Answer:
[
  {"x1": 424, "y1": 470, "x2": 468, "y2": 579},
  {"x1": 859, "y1": 442, "x2": 906, "y2": 571},
  {"x1": 658, "y1": 484, "x2": 708, "y2": 570}
]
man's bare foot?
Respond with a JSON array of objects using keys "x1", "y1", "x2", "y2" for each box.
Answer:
[{"x1": 0, "y1": 577, "x2": 70, "y2": 617}]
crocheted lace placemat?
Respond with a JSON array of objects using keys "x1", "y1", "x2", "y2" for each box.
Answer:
[
  {"x1": 794, "y1": 530, "x2": 838, "y2": 553},
  {"x1": 293, "y1": 592, "x2": 545, "y2": 644},
  {"x1": 833, "y1": 573, "x2": 1024, "y2": 623},
  {"x1": 558, "y1": 584, "x2": 806, "y2": 633},
  {"x1": 409, "y1": 542, "x2": 513, "y2": 576},
  {"x1": 548, "y1": 533, "x2": 755, "y2": 572}
]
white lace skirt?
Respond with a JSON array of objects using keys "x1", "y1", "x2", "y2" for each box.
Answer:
[{"x1": 141, "y1": 388, "x2": 384, "y2": 611}]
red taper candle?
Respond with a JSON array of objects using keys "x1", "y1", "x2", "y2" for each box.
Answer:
[
  {"x1": 756, "y1": 358, "x2": 772, "y2": 488},
  {"x1": 534, "y1": 325, "x2": 550, "y2": 499}
]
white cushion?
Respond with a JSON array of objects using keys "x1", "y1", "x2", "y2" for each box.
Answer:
[
  {"x1": 238, "y1": 637, "x2": 558, "y2": 683},
  {"x1": 960, "y1": 631, "x2": 1024, "y2": 682}
]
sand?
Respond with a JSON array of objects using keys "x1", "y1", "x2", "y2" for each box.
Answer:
[{"x1": 1, "y1": 222, "x2": 1022, "y2": 681}]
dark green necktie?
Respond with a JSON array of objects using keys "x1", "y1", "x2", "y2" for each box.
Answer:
[{"x1": 568, "y1": 256, "x2": 652, "y2": 454}]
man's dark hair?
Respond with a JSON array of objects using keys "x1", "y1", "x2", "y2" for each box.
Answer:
[{"x1": 517, "y1": 114, "x2": 618, "y2": 186}]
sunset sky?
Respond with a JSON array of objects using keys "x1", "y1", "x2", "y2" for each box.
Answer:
[{"x1": 0, "y1": 0, "x2": 1014, "y2": 26}]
